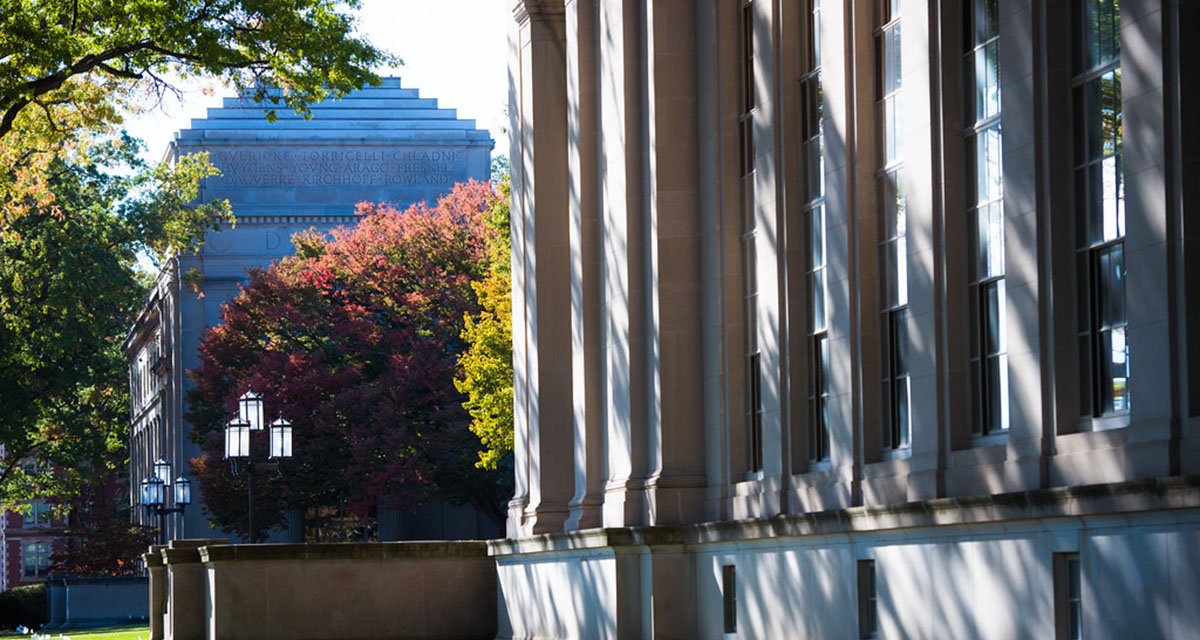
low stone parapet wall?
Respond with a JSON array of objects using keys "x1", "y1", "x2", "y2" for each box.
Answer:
[
  {"x1": 164, "y1": 541, "x2": 496, "y2": 640},
  {"x1": 44, "y1": 576, "x2": 149, "y2": 629}
]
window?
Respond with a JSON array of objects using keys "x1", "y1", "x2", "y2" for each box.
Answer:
[
  {"x1": 23, "y1": 502, "x2": 51, "y2": 527},
  {"x1": 964, "y1": 0, "x2": 1009, "y2": 436},
  {"x1": 877, "y1": 0, "x2": 909, "y2": 451},
  {"x1": 802, "y1": 0, "x2": 830, "y2": 463},
  {"x1": 741, "y1": 0, "x2": 763, "y2": 473},
  {"x1": 22, "y1": 540, "x2": 51, "y2": 578},
  {"x1": 858, "y1": 559, "x2": 878, "y2": 638},
  {"x1": 1055, "y1": 553, "x2": 1083, "y2": 639},
  {"x1": 19, "y1": 458, "x2": 43, "y2": 475},
  {"x1": 722, "y1": 564, "x2": 737, "y2": 634},
  {"x1": 1073, "y1": 0, "x2": 1127, "y2": 418}
]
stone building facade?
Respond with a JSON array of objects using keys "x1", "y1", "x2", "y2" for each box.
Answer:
[
  {"x1": 126, "y1": 78, "x2": 494, "y2": 542},
  {"x1": 497, "y1": 0, "x2": 1200, "y2": 637}
]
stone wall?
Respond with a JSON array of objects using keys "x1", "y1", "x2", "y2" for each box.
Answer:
[
  {"x1": 44, "y1": 576, "x2": 149, "y2": 629},
  {"x1": 490, "y1": 477, "x2": 1200, "y2": 640},
  {"x1": 150, "y1": 540, "x2": 495, "y2": 640}
]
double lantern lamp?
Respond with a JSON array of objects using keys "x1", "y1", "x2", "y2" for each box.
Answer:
[
  {"x1": 139, "y1": 458, "x2": 191, "y2": 544},
  {"x1": 224, "y1": 390, "x2": 293, "y2": 460},
  {"x1": 139, "y1": 459, "x2": 192, "y2": 509},
  {"x1": 222, "y1": 389, "x2": 294, "y2": 544}
]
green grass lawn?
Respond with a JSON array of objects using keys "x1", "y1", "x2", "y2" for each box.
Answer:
[{"x1": 0, "y1": 625, "x2": 150, "y2": 640}]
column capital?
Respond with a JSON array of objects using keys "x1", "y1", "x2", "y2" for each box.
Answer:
[{"x1": 513, "y1": 0, "x2": 565, "y2": 26}]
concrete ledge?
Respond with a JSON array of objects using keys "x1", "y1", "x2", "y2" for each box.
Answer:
[
  {"x1": 199, "y1": 540, "x2": 489, "y2": 563},
  {"x1": 201, "y1": 541, "x2": 496, "y2": 640},
  {"x1": 489, "y1": 475, "x2": 1200, "y2": 554},
  {"x1": 142, "y1": 544, "x2": 166, "y2": 567}
]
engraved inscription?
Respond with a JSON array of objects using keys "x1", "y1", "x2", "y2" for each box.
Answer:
[{"x1": 209, "y1": 148, "x2": 470, "y2": 187}]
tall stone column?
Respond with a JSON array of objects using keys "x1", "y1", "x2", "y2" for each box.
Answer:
[
  {"x1": 510, "y1": 0, "x2": 574, "y2": 535},
  {"x1": 598, "y1": 0, "x2": 652, "y2": 528},
  {"x1": 565, "y1": 0, "x2": 605, "y2": 532},
  {"x1": 643, "y1": 0, "x2": 707, "y2": 525}
]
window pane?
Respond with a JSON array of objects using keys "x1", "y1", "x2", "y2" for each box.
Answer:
[
  {"x1": 983, "y1": 0, "x2": 999, "y2": 41},
  {"x1": 885, "y1": 242, "x2": 899, "y2": 307},
  {"x1": 977, "y1": 124, "x2": 1003, "y2": 204},
  {"x1": 891, "y1": 25, "x2": 902, "y2": 91},
  {"x1": 971, "y1": 356, "x2": 983, "y2": 434},
  {"x1": 1101, "y1": 69, "x2": 1122, "y2": 156},
  {"x1": 1078, "y1": 334, "x2": 1094, "y2": 416},
  {"x1": 975, "y1": 42, "x2": 1001, "y2": 121},
  {"x1": 812, "y1": 268, "x2": 827, "y2": 332},
  {"x1": 1096, "y1": 244, "x2": 1125, "y2": 330},
  {"x1": 986, "y1": 354, "x2": 1003, "y2": 431},
  {"x1": 989, "y1": 202, "x2": 1006, "y2": 277},
  {"x1": 811, "y1": 203, "x2": 825, "y2": 269},
  {"x1": 1099, "y1": 0, "x2": 1120, "y2": 65},
  {"x1": 984, "y1": 281, "x2": 1002, "y2": 354},
  {"x1": 885, "y1": 97, "x2": 898, "y2": 164},
  {"x1": 811, "y1": 2, "x2": 822, "y2": 68},
  {"x1": 882, "y1": 173, "x2": 898, "y2": 239},
  {"x1": 1068, "y1": 554, "x2": 1083, "y2": 640},
  {"x1": 1075, "y1": 81, "x2": 1099, "y2": 164},
  {"x1": 1087, "y1": 162, "x2": 1103, "y2": 245},
  {"x1": 1086, "y1": 0, "x2": 1101, "y2": 70},
  {"x1": 1102, "y1": 156, "x2": 1124, "y2": 242},
  {"x1": 893, "y1": 309, "x2": 909, "y2": 377},
  {"x1": 808, "y1": 135, "x2": 824, "y2": 198},
  {"x1": 896, "y1": 235, "x2": 908, "y2": 306}
]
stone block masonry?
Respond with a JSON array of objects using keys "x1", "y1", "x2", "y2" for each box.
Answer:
[{"x1": 150, "y1": 541, "x2": 496, "y2": 640}]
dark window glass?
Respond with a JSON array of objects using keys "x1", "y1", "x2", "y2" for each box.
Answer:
[
  {"x1": 723, "y1": 565, "x2": 737, "y2": 633},
  {"x1": 858, "y1": 560, "x2": 878, "y2": 638}
]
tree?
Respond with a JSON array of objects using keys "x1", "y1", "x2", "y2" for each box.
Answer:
[
  {"x1": 0, "y1": 130, "x2": 230, "y2": 509},
  {"x1": 187, "y1": 181, "x2": 507, "y2": 541},
  {"x1": 0, "y1": 0, "x2": 395, "y2": 229},
  {"x1": 49, "y1": 466, "x2": 157, "y2": 577},
  {"x1": 456, "y1": 178, "x2": 514, "y2": 470}
]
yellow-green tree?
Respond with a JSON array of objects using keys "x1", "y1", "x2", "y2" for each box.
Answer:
[
  {"x1": 0, "y1": 0, "x2": 395, "y2": 233},
  {"x1": 457, "y1": 178, "x2": 513, "y2": 470}
]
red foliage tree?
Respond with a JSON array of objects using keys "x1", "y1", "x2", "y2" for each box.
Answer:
[
  {"x1": 49, "y1": 468, "x2": 157, "y2": 577},
  {"x1": 186, "y1": 181, "x2": 506, "y2": 541}
]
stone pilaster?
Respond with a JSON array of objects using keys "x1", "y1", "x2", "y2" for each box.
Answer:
[
  {"x1": 510, "y1": 0, "x2": 574, "y2": 535},
  {"x1": 598, "y1": 0, "x2": 651, "y2": 528},
  {"x1": 643, "y1": 0, "x2": 707, "y2": 525},
  {"x1": 565, "y1": 0, "x2": 605, "y2": 532}
]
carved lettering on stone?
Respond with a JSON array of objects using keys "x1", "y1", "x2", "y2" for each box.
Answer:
[{"x1": 208, "y1": 148, "x2": 469, "y2": 188}]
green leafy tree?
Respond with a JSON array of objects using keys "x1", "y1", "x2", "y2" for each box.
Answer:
[
  {"x1": 456, "y1": 177, "x2": 513, "y2": 470},
  {"x1": 0, "y1": 131, "x2": 230, "y2": 509},
  {"x1": 0, "y1": 0, "x2": 396, "y2": 230}
]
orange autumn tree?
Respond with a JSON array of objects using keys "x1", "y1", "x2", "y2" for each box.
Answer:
[{"x1": 186, "y1": 181, "x2": 507, "y2": 541}]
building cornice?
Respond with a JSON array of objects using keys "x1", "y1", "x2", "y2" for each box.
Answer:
[
  {"x1": 512, "y1": 0, "x2": 565, "y2": 26},
  {"x1": 487, "y1": 475, "x2": 1200, "y2": 556}
]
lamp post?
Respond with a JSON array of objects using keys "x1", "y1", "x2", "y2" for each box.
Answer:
[
  {"x1": 139, "y1": 459, "x2": 191, "y2": 545},
  {"x1": 224, "y1": 390, "x2": 294, "y2": 543}
]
